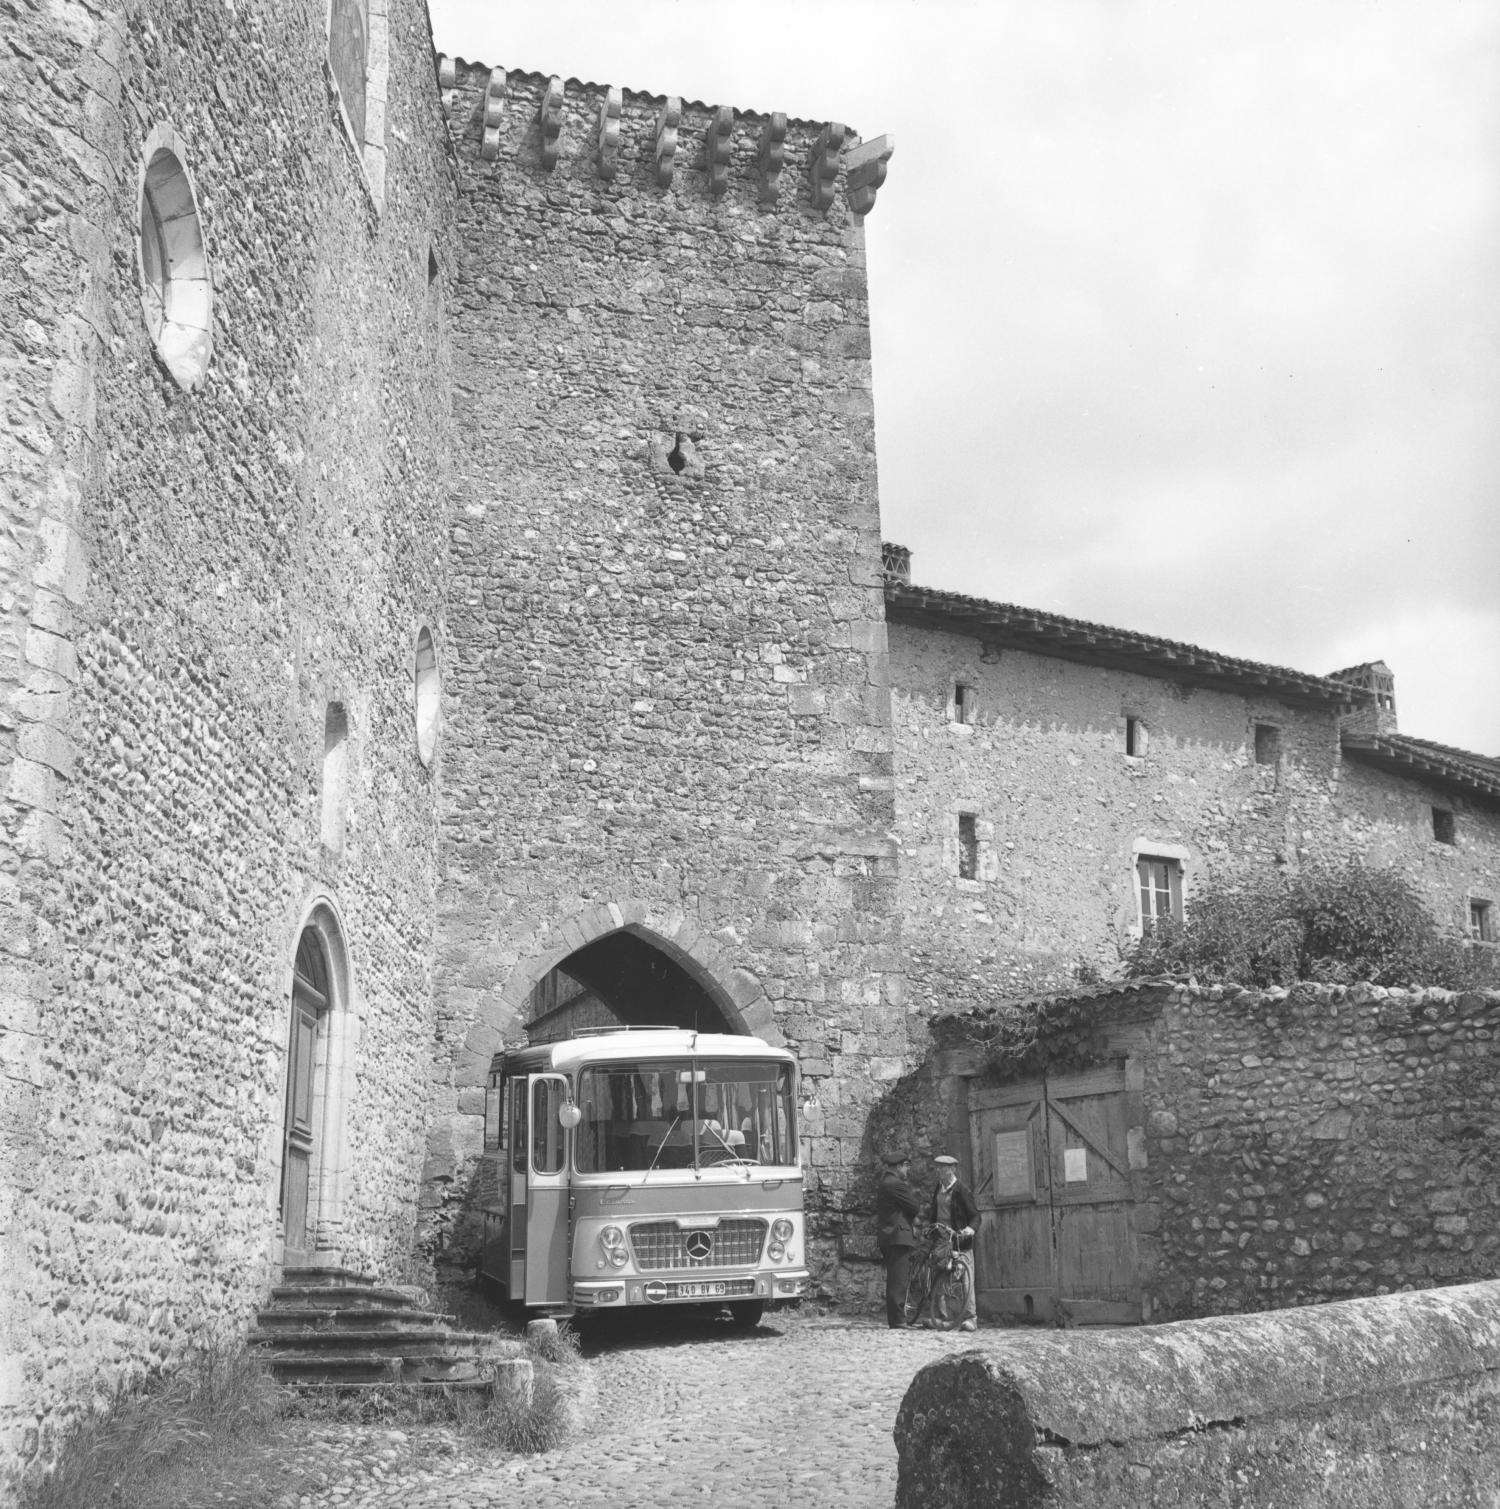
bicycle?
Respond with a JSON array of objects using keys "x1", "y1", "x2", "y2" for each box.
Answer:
[{"x1": 902, "y1": 1224, "x2": 974, "y2": 1329}]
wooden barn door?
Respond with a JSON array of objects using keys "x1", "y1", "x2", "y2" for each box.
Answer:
[{"x1": 968, "y1": 1064, "x2": 1142, "y2": 1325}]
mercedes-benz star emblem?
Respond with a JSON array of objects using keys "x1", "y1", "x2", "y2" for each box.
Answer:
[{"x1": 684, "y1": 1230, "x2": 714, "y2": 1261}]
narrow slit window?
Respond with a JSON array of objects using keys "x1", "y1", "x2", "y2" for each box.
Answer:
[
  {"x1": 957, "y1": 813, "x2": 979, "y2": 881},
  {"x1": 1470, "y1": 900, "x2": 1494, "y2": 943},
  {"x1": 1432, "y1": 808, "x2": 1456, "y2": 846},
  {"x1": 322, "y1": 703, "x2": 349, "y2": 853},
  {"x1": 1125, "y1": 717, "x2": 1146, "y2": 758},
  {"x1": 953, "y1": 683, "x2": 976, "y2": 725}
]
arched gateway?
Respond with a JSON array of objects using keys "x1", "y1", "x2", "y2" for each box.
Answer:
[{"x1": 525, "y1": 929, "x2": 737, "y2": 1039}]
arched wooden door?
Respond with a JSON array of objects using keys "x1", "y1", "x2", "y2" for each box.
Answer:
[{"x1": 280, "y1": 928, "x2": 329, "y2": 1268}]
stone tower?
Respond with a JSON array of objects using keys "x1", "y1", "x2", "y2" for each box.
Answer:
[{"x1": 423, "y1": 60, "x2": 905, "y2": 1268}]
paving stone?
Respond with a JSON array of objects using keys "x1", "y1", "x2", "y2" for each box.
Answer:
[{"x1": 283, "y1": 1314, "x2": 991, "y2": 1508}]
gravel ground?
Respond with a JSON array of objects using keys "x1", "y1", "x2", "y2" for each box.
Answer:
[{"x1": 272, "y1": 1309, "x2": 990, "y2": 1509}]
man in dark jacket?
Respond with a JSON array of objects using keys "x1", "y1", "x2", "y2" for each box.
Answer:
[
  {"x1": 875, "y1": 1150, "x2": 920, "y2": 1328},
  {"x1": 928, "y1": 1154, "x2": 979, "y2": 1330}
]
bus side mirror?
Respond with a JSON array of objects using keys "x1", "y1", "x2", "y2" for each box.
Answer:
[{"x1": 558, "y1": 1103, "x2": 583, "y2": 1130}]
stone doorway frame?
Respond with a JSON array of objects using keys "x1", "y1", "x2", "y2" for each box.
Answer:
[{"x1": 273, "y1": 896, "x2": 356, "y2": 1270}]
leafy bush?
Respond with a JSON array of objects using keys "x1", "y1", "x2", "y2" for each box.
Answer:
[{"x1": 1124, "y1": 864, "x2": 1497, "y2": 989}]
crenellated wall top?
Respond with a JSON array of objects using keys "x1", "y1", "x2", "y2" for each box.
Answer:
[{"x1": 436, "y1": 56, "x2": 894, "y2": 218}]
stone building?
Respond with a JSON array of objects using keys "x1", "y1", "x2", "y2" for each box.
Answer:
[
  {"x1": 3, "y1": 0, "x2": 1496, "y2": 1486},
  {"x1": 3, "y1": 0, "x2": 899, "y2": 1479},
  {"x1": 881, "y1": 544, "x2": 1500, "y2": 1019}
]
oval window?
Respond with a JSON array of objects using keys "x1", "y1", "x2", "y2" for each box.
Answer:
[
  {"x1": 137, "y1": 127, "x2": 213, "y2": 390},
  {"x1": 414, "y1": 627, "x2": 440, "y2": 767}
]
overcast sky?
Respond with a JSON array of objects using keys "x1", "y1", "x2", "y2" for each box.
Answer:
[{"x1": 429, "y1": 0, "x2": 1499, "y2": 756}]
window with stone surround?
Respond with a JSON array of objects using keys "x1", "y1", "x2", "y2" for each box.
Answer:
[
  {"x1": 1254, "y1": 723, "x2": 1282, "y2": 765},
  {"x1": 414, "y1": 627, "x2": 440, "y2": 768},
  {"x1": 1136, "y1": 855, "x2": 1182, "y2": 930},
  {"x1": 1471, "y1": 899, "x2": 1494, "y2": 944},
  {"x1": 957, "y1": 812, "x2": 979, "y2": 880},
  {"x1": 322, "y1": 703, "x2": 349, "y2": 853},
  {"x1": 327, "y1": 0, "x2": 388, "y2": 208},
  {"x1": 136, "y1": 125, "x2": 213, "y2": 390},
  {"x1": 1432, "y1": 807, "x2": 1456, "y2": 846},
  {"x1": 1124, "y1": 715, "x2": 1148, "y2": 759},
  {"x1": 952, "y1": 682, "x2": 977, "y2": 725}
]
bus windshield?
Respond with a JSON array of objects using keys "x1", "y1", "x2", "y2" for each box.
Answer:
[{"x1": 574, "y1": 1059, "x2": 796, "y2": 1174}]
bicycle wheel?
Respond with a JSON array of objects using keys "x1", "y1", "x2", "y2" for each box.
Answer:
[{"x1": 902, "y1": 1254, "x2": 933, "y2": 1327}]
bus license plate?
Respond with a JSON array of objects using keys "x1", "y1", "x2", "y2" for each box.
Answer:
[{"x1": 674, "y1": 1281, "x2": 726, "y2": 1298}]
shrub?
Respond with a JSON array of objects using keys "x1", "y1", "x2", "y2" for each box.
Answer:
[{"x1": 1123, "y1": 863, "x2": 1498, "y2": 989}]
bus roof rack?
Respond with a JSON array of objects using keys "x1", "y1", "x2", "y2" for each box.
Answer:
[{"x1": 566, "y1": 1024, "x2": 681, "y2": 1037}]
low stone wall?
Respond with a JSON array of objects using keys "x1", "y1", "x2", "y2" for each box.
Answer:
[{"x1": 894, "y1": 1281, "x2": 1500, "y2": 1507}]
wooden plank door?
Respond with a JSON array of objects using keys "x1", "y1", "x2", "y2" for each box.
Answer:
[
  {"x1": 968, "y1": 1064, "x2": 1142, "y2": 1325},
  {"x1": 967, "y1": 1079, "x2": 1054, "y2": 1321},
  {"x1": 279, "y1": 991, "x2": 320, "y2": 1267},
  {"x1": 1045, "y1": 1066, "x2": 1142, "y2": 1326}
]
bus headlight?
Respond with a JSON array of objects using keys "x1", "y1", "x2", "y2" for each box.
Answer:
[
  {"x1": 768, "y1": 1217, "x2": 796, "y2": 1263},
  {"x1": 598, "y1": 1225, "x2": 629, "y2": 1269}
]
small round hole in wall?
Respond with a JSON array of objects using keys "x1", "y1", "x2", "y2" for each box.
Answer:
[
  {"x1": 137, "y1": 126, "x2": 213, "y2": 390},
  {"x1": 414, "y1": 627, "x2": 440, "y2": 767}
]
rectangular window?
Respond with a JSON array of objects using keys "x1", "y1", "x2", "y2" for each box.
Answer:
[
  {"x1": 1254, "y1": 724, "x2": 1282, "y2": 765},
  {"x1": 1471, "y1": 900, "x2": 1494, "y2": 943},
  {"x1": 957, "y1": 813, "x2": 979, "y2": 880},
  {"x1": 952, "y1": 682, "x2": 976, "y2": 724},
  {"x1": 1432, "y1": 808, "x2": 1456, "y2": 845},
  {"x1": 1125, "y1": 717, "x2": 1146, "y2": 758},
  {"x1": 1137, "y1": 856, "x2": 1182, "y2": 929}
]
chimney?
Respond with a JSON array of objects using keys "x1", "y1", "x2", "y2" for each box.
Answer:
[
  {"x1": 881, "y1": 541, "x2": 911, "y2": 586},
  {"x1": 1328, "y1": 660, "x2": 1397, "y2": 736}
]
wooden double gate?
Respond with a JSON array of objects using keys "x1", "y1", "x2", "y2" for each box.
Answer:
[{"x1": 968, "y1": 1064, "x2": 1144, "y2": 1325}]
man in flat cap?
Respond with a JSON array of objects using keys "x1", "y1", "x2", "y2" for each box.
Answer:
[
  {"x1": 927, "y1": 1154, "x2": 979, "y2": 1331},
  {"x1": 875, "y1": 1149, "x2": 920, "y2": 1328}
]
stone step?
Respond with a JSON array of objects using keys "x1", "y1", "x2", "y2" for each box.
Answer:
[
  {"x1": 250, "y1": 1327, "x2": 516, "y2": 1360},
  {"x1": 262, "y1": 1351, "x2": 508, "y2": 1387},
  {"x1": 277, "y1": 1266, "x2": 378, "y2": 1289},
  {"x1": 286, "y1": 1377, "x2": 497, "y2": 1399},
  {"x1": 266, "y1": 1284, "x2": 420, "y2": 1311},
  {"x1": 255, "y1": 1305, "x2": 455, "y2": 1334}
]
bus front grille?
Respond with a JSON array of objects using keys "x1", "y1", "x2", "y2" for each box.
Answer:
[{"x1": 629, "y1": 1219, "x2": 768, "y2": 1270}]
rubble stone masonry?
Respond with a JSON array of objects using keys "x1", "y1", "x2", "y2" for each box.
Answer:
[
  {"x1": 3, "y1": 0, "x2": 455, "y2": 1478},
  {"x1": 425, "y1": 62, "x2": 904, "y2": 1274},
  {"x1": 888, "y1": 621, "x2": 1500, "y2": 1017},
  {"x1": 914, "y1": 981, "x2": 1500, "y2": 1323}
]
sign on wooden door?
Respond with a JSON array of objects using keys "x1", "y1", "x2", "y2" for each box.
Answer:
[{"x1": 968, "y1": 1064, "x2": 1143, "y2": 1325}]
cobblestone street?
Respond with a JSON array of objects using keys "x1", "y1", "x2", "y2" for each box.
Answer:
[{"x1": 284, "y1": 1312, "x2": 986, "y2": 1509}]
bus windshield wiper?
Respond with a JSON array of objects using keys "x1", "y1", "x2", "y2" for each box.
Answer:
[{"x1": 644, "y1": 1113, "x2": 682, "y2": 1178}]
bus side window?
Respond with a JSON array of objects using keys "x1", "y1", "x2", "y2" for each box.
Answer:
[
  {"x1": 532, "y1": 1078, "x2": 566, "y2": 1175},
  {"x1": 484, "y1": 1071, "x2": 504, "y2": 1152},
  {"x1": 511, "y1": 1077, "x2": 527, "y2": 1176}
]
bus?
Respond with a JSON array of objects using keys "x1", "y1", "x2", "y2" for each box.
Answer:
[{"x1": 477, "y1": 1028, "x2": 809, "y2": 1325}]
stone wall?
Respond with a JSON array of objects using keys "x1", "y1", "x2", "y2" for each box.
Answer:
[
  {"x1": 425, "y1": 62, "x2": 904, "y2": 1276},
  {"x1": 895, "y1": 1281, "x2": 1500, "y2": 1508},
  {"x1": 2, "y1": 0, "x2": 455, "y2": 1482},
  {"x1": 910, "y1": 980, "x2": 1500, "y2": 1324},
  {"x1": 888, "y1": 620, "x2": 1500, "y2": 1015}
]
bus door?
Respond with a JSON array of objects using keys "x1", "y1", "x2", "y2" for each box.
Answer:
[{"x1": 524, "y1": 1073, "x2": 571, "y2": 1307}]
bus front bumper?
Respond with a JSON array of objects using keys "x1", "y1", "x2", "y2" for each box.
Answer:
[{"x1": 573, "y1": 1270, "x2": 810, "y2": 1308}]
